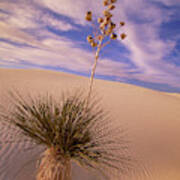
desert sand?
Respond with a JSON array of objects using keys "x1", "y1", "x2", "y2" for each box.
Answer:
[{"x1": 0, "y1": 68, "x2": 180, "y2": 180}]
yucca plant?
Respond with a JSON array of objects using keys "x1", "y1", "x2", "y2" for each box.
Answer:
[
  {"x1": 0, "y1": 90, "x2": 132, "y2": 180},
  {"x1": 0, "y1": 1, "x2": 133, "y2": 179}
]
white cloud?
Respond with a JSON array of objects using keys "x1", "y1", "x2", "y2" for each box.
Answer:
[
  {"x1": 0, "y1": 30, "x2": 130, "y2": 77},
  {"x1": 116, "y1": 0, "x2": 180, "y2": 87},
  {"x1": 0, "y1": 0, "x2": 180, "y2": 90},
  {"x1": 0, "y1": 22, "x2": 43, "y2": 47},
  {"x1": 39, "y1": 0, "x2": 104, "y2": 25},
  {"x1": 0, "y1": 0, "x2": 75, "y2": 31}
]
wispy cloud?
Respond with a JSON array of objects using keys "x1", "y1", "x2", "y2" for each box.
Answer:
[
  {"x1": 0, "y1": 0, "x2": 180, "y2": 92},
  {"x1": 118, "y1": 0, "x2": 180, "y2": 88}
]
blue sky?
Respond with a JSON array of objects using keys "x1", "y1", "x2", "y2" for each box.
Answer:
[{"x1": 0, "y1": 0, "x2": 180, "y2": 92}]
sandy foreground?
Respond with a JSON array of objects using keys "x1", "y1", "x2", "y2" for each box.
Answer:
[{"x1": 0, "y1": 68, "x2": 180, "y2": 180}]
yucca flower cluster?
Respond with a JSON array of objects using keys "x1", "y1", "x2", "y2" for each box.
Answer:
[
  {"x1": 85, "y1": 0, "x2": 127, "y2": 101},
  {"x1": 85, "y1": 0, "x2": 126, "y2": 49}
]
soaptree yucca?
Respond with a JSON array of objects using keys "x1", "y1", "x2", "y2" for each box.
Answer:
[
  {"x1": 0, "y1": 1, "x2": 133, "y2": 179},
  {"x1": 0, "y1": 90, "x2": 132, "y2": 180}
]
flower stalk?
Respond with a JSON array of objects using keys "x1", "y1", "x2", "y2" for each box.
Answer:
[
  {"x1": 87, "y1": 36, "x2": 104, "y2": 101},
  {"x1": 85, "y1": 0, "x2": 127, "y2": 102}
]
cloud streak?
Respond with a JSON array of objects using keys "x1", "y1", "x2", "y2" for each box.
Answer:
[{"x1": 0, "y1": 0, "x2": 180, "y2": 92}]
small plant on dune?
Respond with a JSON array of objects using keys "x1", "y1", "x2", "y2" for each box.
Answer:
[
  {"x1": 0, "y1": 1, "x2": 133, "y2": 180},
  {"x1": 0, "y1": 91, "x2": 132, "y2": 180},
  {"x1": 85, "y1": 0, "x2": 127, "y2": 100}
]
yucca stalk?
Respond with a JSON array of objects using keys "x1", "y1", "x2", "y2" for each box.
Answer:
[
  {"x1": 0, "y1": 90, "x2": 132, "y2": 180},
  {"x1": 88, "y1": 37, "x2": 103, "y2": 102},
  {"x1": 86, "y1": 0, "x2": 126, "y2": 101}
]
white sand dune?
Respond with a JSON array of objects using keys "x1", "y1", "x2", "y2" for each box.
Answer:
[{"x1": 0, "y1": 68, "x2": 180, "y2": 180}]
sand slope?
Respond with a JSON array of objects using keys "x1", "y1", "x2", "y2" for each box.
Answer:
[{"x1": 0, "y1": 68, "x2": 180, "y2": 180}]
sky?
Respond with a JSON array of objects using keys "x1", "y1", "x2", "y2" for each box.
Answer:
[{"x1": 0, "y1": 0, "x2": 180, "y2": 92}]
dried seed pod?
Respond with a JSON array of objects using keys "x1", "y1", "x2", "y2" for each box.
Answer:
[
  {"x1": 105, "y1": 27, "x2": 113, "y2": 35},
  {"x1": 121, "y1": 33, "x2": 127, "y2": 39},
  {"x1": 108, "y1": 4, "x2": 115, "y2": 10},
  {"x1": 104, "y1": 17, "x2": 111, "y2": 26},
  {"x1": 105, "y1": 29, "x2": 111, "y2": 36},
  {"x1": 87, "y1": 11, "x2": 92, "y2": 15},
  {"x1": 110, "y1": 22, "x2": 116, "y2": 29},
  {"x1": 85, "y1": 11, "x2": 92, "y2": 21},
  {"x1": 91, "y1": 42, "x2": 98, "y2": 47},
  {"x1": 98, "y1": 17, "x2": 104, "y2": 23},
  {"x1": 105, "y1": 16, "x2": 111, "y2": 22},
  {"x1": 111, "y1": 33, "x2": 117, "y2": 39},
  {"x1": 97, "y1": 35, "x2": 103, "y2": 41},
  {"x1": 103, "y1": 0, "x2": 109, "y2": 6},
  {"x1": 87, "y1": 35, "x2": 94, "y2": 43},
  {"x1": 111, "y1": 0, "x2": 117, "y2": 3},
  {"x1": 103, "y1": 10, "x2": 112, "y2": 18},
  {"x1": 120, "y1": 21, "x2": 125, "y2": 26}
]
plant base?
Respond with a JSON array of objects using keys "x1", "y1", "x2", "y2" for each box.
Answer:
[{"x1": 36, "y1": 148, "x2": 71, "y2": 180}]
